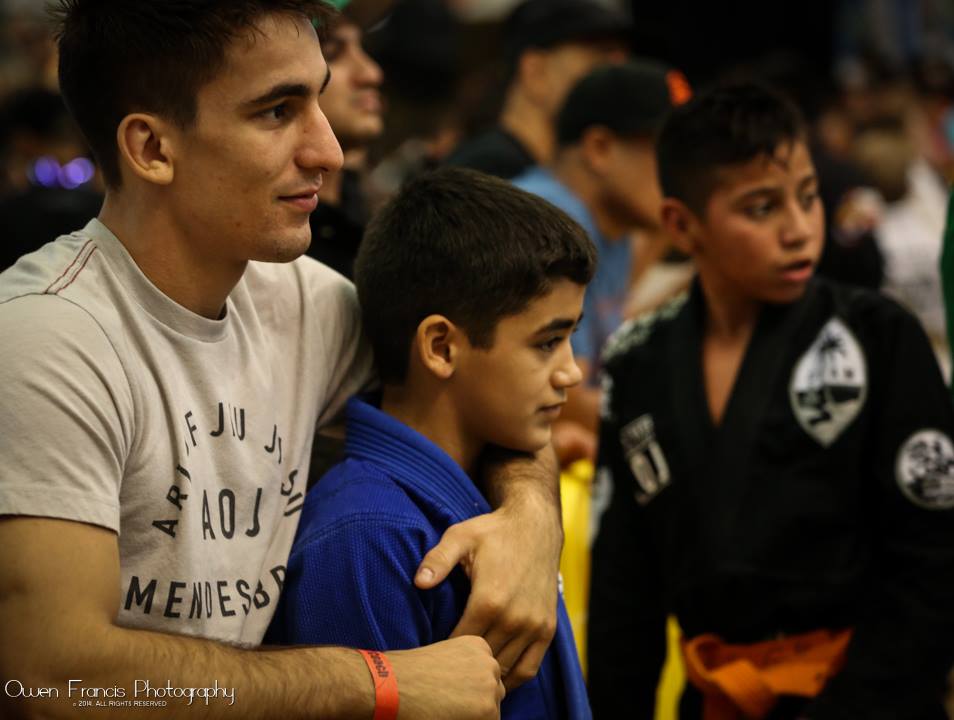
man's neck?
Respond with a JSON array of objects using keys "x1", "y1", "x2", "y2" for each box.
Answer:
[
  {"x1": 553, "y1": 155, "x2": 626, "y2": 240},
  {"x1": 99, "y1": 193, "x2": 246, "y2": 319},
  {"x1": 380, "y1": 384, "x2": 481, "y2": 477},
  {"x1": 499, "y1": 95, "x2": 553, "y2": 167}
]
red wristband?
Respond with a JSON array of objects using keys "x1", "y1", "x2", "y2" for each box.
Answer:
[{"x1": 358, "y1": 649, "x2": 399, "y2": 720}]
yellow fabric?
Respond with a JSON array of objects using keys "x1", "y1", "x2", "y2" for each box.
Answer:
[
  {"x1": 557, "y1": 461, "x2": 685, "y2": 720},
  {"x1": 559, "y1": 460, "x2": 594, "y2": 669}
]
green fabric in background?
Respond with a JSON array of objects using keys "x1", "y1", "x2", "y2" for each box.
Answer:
[{"x1": 941, "y1": 187, "x2": 954, "y2": 397}]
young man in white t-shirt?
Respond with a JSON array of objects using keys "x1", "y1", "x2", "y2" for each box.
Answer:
[{"x1": 0, "y1": 2, "x2": 565, "y2": 718}]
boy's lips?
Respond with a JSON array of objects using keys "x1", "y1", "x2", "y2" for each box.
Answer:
[
  {"x1": 539, "y1": 402, "x2": 565, "y2": 418},
  {"x1": 779, "y1": 258, "x2": 814, "y2": 283}
]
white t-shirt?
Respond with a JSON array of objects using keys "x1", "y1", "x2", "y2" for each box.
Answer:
[{"x1": 0, "y1": 219, "x2": 374, "y2": 644}]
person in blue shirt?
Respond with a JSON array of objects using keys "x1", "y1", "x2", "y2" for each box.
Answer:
[
  {"x1": 514, "y1": 61, "x2": 690, "y2": 460},
  {"x1": 268, "y1": 167, "x2": 596, "y2": 718}
]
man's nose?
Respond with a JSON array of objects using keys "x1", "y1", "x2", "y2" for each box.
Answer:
[{"x1": 298, "y1": 104, "x2": 344, "y2": 172}]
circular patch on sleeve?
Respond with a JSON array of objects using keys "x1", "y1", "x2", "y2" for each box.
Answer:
[{"x1": 895, "y1": 429, "x2": 954, "y2": 509}]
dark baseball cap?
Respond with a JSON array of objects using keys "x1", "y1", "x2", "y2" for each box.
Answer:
[
  {"x1": 505, "y1": 0, "x2": 632, "y2": 57},
  {"x1": 556, "y1": 60, "x2": 692, "y2": 146}
]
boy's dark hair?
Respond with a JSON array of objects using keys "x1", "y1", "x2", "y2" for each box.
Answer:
[
  {"x1": 656, "y1": 82, "x2": 807, "y2": 213},
  {"x1": 355, "y1": 167, "x2": 596, "y2": 385},
  {"x1": 51, "y1": 0, "x2": 335, "y2": 188}
]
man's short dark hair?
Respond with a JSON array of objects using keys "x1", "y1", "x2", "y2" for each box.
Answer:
[
  {"x1": 51, "y1": 0, "x2": 335, "y2": 188},
  {"x1": 355, "y1": 167, "x2": 596, "y2": 385},
  {"x1": 556, "y1": 60, "x2": 688, "y2": 148},
  {"x1": 656, "y1": 82, "x2": 807, "y2": 214}
]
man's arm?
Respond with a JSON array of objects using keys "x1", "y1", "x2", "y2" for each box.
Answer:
[
  {"x1": 414, "y1": 444, "x2": 562, "y2": 690},
  {"x1": 0, "y1": 517, "x2": 503, "y2": 720}
]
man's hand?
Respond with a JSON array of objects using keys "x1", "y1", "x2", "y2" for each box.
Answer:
[
  {"x1": 389, "y1": 637, "x2": 504, "y2": 719},
  {"x1": 414, "y1": 446, "x2": 563, "y2": 690}
]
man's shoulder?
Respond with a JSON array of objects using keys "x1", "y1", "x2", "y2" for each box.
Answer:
[
  {"x1": 0, "y1": 229, "x2": 100, "y2": 303},
  {"x1": 445, "y1": 127, "x2": 534, "y2": 179},
  {"x1": 602, "y1": 291, "x2": 690, "y2": 370},
  {"x1": 0, "y1": 229, "x2": 125, "y2": 355}
]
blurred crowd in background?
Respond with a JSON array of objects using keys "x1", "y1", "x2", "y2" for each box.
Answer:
[{"x1": 1, "y1": 0, "x2": 953, "y2": 378}]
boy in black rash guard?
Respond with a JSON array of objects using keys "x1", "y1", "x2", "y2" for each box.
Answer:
[{"x1": 588, "y1": 83, "x2": 954, "y2": 720}]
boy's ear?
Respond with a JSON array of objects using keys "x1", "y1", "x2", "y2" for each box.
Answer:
[
  {"x1": 660, "y1": 197, "x2": 701, "y2": 255},
  {"x1": 415, "y1": 314, "x2": 460, "y2": 380},
  {"x1": 579, "y1": 126, "x2": 615, "y2": 174},
  {"x1": 116, "y1": 112, "x2": 176, "y2": 186}
]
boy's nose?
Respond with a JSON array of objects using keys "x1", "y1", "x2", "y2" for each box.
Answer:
[
  {"x1": 555, "y1": 355, "x2": 584, "y2": 389},
  {"x1": 781, "y1": 204, "x2": 814, "y2": 249}
]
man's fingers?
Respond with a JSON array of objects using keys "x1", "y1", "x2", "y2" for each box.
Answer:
[
  {"x1": 502, "y1": 639, "x2": 550, "y2": 691},
  {"x1": 491, "y1": 636, "x2": 523, "y2": 682},
  {"x1": 449, "y1": 588, "x2": 495, "y2": 640},
  {"x1": 414, "y1": 527, "x2": 469, "y2": 589}
]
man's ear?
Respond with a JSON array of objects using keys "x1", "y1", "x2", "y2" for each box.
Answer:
[
  {"x1": 660, "y1": 197, "x2": 702, "y2": 256},
  {"x1": 578, "y1": 126, "x2": 615, "y2": 174},
  {"x1": 414, "y1": 315, "x2": 461, "y2": 380},
  {"x1": 115, "y1": 113, "x2": 176, "y2": 186},
  {"x1": 517, "y1": 49, "x2": 551, "y2": 106}
]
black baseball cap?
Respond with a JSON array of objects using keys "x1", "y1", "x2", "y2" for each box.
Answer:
[
  {"x1": 556, "y1": 60, "x2": 692, "y2": 146},
  {"x1": 505, "y1": 0, "x2": 632, "y2": 58}
]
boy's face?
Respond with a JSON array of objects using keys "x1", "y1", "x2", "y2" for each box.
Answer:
[
  {"x1": 320, "y1": 18, "x2": 384, "y2": 152},
  {"x1": 694, "y1": 139, "x2": 824, "y2": 304},
  {"x1": 600, "y1": 136, "x2": 663, "y2": 231},
  {"x1": 453, "y1": 279, "x2": 586, "y2": 454},
  {"x1": 164, "y1": 13, "x2": 343, "y2": 264}
]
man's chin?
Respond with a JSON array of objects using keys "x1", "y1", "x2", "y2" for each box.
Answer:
[{"x1": 255, "y1": 232, "x2": 311, "y2": 264}]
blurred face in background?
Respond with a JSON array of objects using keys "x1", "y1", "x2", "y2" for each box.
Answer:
[
  {"x1": 538, "y1": 40, "x2": 628, "y2": 118},
  {"x1": 600, "y1": 135, "x2": 662, "y2": 232},
  {"x1": 320, "y1": 18, "x2": 384, "y2": 151}
]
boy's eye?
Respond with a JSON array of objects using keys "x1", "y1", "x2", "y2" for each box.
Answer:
[
  {"x1": 744, "y1": 201, "x2": 775, "y2": 219},
  {"x1": 800, "y1": 191, "x2": 819, "y2": 210},
  {"x1": 537, "y1": 336, "x2": 564, "y2": 353}
]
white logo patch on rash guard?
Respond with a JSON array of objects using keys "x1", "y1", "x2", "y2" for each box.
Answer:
[
  {"x1": 896, "y1": 429, "x2": 954, "y2": 509},
  {"x1": 789, "y1": 317, "x2": 867, "y2": 447},
  {"x1": 619, "y1": 414, "x2": 670, "y2": 505}
]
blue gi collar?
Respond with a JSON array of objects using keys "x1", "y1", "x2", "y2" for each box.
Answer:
[{"x1": 344, "y1": 396, "x2": 492, "y2": 519}]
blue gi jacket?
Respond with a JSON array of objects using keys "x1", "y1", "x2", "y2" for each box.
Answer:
[{"x1": 268, "y1": 397, "x2": 591, "y2": 720}]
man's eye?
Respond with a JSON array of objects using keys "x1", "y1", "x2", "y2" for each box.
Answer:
[
  {"x1": 323, "y1": 40, "x2": 344, "y2": 61},
  {"x1": 262, "y1": 103, "x2": 289, "y2": 121}
]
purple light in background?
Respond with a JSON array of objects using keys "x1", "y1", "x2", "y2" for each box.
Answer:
[
  {"x1": 60, "y1": 158, "x2": 95, "y2": 189},
  {"x1": 33, "y1": 157, "x2": 59, "y2": 188}
]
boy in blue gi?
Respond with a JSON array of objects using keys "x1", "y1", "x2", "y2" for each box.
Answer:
[
  {"x1": 589, "y1": 83, "x2": 954, "y2": 719},
  {"x1": 269, "y1": 167, "x2": 596, "y2": 718}
]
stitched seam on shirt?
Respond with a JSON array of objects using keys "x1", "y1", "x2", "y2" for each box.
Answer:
[
  {"x1": 44, "y1": 238, "x2": 93, "y2": 294},
  {"x1": 52, "y1": 246, "x2": 98, "y2": 295}
]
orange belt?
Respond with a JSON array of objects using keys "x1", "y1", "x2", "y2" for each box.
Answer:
[{"x1": 680, "y1": 628, "x2": 853, "y2": 720}]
